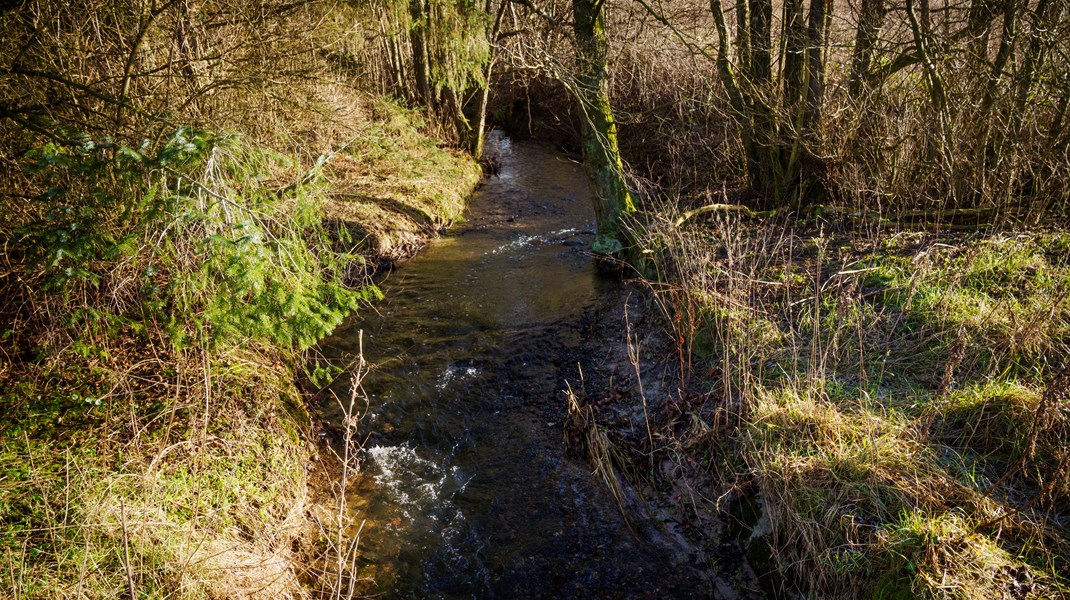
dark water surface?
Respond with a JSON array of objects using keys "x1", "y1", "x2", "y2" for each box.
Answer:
[{"x1": 319, "y1": 134, "x2": 708, "y2": 598}]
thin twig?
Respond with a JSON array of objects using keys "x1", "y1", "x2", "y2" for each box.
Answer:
[{"x1": 120, "y1": 498, "x2": 135, "y2": 600}]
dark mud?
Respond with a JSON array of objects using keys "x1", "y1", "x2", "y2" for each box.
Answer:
[{"x1": 570, "y1": 285, "x2": 766, "y2": 600}]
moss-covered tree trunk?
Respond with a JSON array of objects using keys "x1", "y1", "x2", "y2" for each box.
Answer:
[
  {"x1": 409, "y1": 0, "x2": 433, "y2": 107},
  {"x1": 466, "y1": 0, "x2": 508, "y2": 158},
  {"x1": 572, "y1": 0, "x2": 635, "y2": 258}
]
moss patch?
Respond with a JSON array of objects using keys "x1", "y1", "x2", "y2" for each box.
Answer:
[{"x1": 321, "y1": 98, "x2": 481, "y2": 266}]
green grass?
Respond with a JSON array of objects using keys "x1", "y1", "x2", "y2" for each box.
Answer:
[
  {"x1": 0, "y1": 89, "x2": 480, "y2": 597},
  {"x1": 321, "y1": 98, "x2": 481, "y2": 264},
  {"x1": 0, "y1": 332, "x2": 313, "y2": 598},
  {"x1": 638, "y1": 218, "x2": 1070, "y2": 598}
]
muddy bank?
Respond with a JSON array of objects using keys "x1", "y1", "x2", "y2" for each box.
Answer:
[{"x1": 566, "y1": 282, "x2": 767, "y2": 599}]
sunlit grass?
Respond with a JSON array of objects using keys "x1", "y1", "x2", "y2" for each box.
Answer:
[{"x1": 635, "y1": 210, "x2": 1070, "y2": 597}]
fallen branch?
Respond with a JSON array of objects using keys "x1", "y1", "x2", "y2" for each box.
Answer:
[{"x1": 673, "y1": 203, "x2": 774, "y2": 227}]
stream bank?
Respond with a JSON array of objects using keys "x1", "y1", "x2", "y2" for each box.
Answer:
[
  {"x1": 0, "y1": 93, "x2": 482, "y2": 599},
  {"x1": 567, "y1": 284, "x2": 767, "y2": 600}
]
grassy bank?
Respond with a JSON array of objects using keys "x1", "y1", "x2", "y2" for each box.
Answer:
[
  {"x1": 0, "y1": 92, "x2": 478, "y2": 598},
  {"x1": 627, "y1": 211, "x2": 1070, "y2": 597},
  {"x1": 0, "y1": 2, "x2": 482, "y2": 595},
  {"x1": 319, "y1": 99, "x2": 482, "y2": 267}
]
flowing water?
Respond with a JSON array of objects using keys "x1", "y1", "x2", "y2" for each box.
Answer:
[{"x1": 318, "y1": 133, "x2": 710, "y2": 598}]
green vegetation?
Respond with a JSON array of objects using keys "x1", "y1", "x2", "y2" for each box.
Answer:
[
  {"x1": 0, "y1": 118, "x2": 476, "y2": 596},
  {"x1": 364, "y1": 0, "x2": 497, "y2": 155},
  {"x1": 635, "y1": 219, "x2": 1070, "y2": 597},
  {"x1": 0, "y1": 1, "x2": 478, "y2": 596},
  {"x1": 320, "y1": 99, "x2": 481, "y2": 265},
  {"x1": 4, "y1": 0, "x2": 1070, "y2": 596},
  {"x1": 0, "y1": 353, "x2": 310, "y2": 598}
]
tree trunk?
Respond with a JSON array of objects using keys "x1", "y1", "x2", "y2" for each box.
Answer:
[
  {"x1": 848, "y1": 0, "x2": 885, "y2": 95},
  {"x1": 409, "y1": 0, "x2": 432, "y2": 107},
  {"x1": 1012, "y1": 0, "x2": 1054, "y2": 120},
  {"x1": 443, "y1": 86, "x2": 471, "y2": 145},
  {"x1": 781, "y1": 0, "x2": 806, "y2": 109},
  {"x1": 711, "y1": 0, "x2": 790, "y2": 202},
  {"x1": 468, "y1": 0, "x2": 509, "y2": 158},
  {"x1": 736, "y1": 0, "x2": 752, "y2": 76},
  {"x1": 745, "y1": 0, "x2": 778, "y2": 196},
  {"x1": 804, "y1": 0, "x2": 831, "y2": 130},
  {"x1": 572, "y1": 0, "x2": 636, "y2": 258},
  {"x1": 981, "y1": 0, "x2": 1018, "y2": 113},
  {"x1": 378, "y1": 6, "x2": 409, "y2": 100},
  {"x1": 749, "y1": 0, "x2": 772, "y2": 84},
  {"x1": 469, "y1": 82, "x2": 491, "y2": 157},
  {"x1": 906, "y1": 0, "x2": 956, "y2": 203}
]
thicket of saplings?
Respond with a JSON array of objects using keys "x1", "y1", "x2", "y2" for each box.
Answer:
[
  {"x1": 487, "y1": 0, "x2": 1070, "y2": 596},
  {"x1": 0, "y1": 1, "x2": 486, "y2": 596}
]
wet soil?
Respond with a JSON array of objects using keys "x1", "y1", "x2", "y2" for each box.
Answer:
[{"x1": 570, "y1": 284, "x2": 768, "y2": 600}]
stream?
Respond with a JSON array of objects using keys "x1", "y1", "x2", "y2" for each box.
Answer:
[{"x1": 318, "y1": 133, "x2": 711, "y2": 598}]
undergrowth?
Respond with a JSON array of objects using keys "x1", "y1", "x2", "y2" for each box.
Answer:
[
  {"x1": 0, "y1": 0, "x2": 480, "y2": 596},
  {"x1": 0, "y1": 121, "x2": 363, "y2": 597},
  {"x1": 634, "y1": 209, "x2": 1070, "y2": 598},
  {"x1": 0, "y1": 98, "x2": 477, "y2": 600}
]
